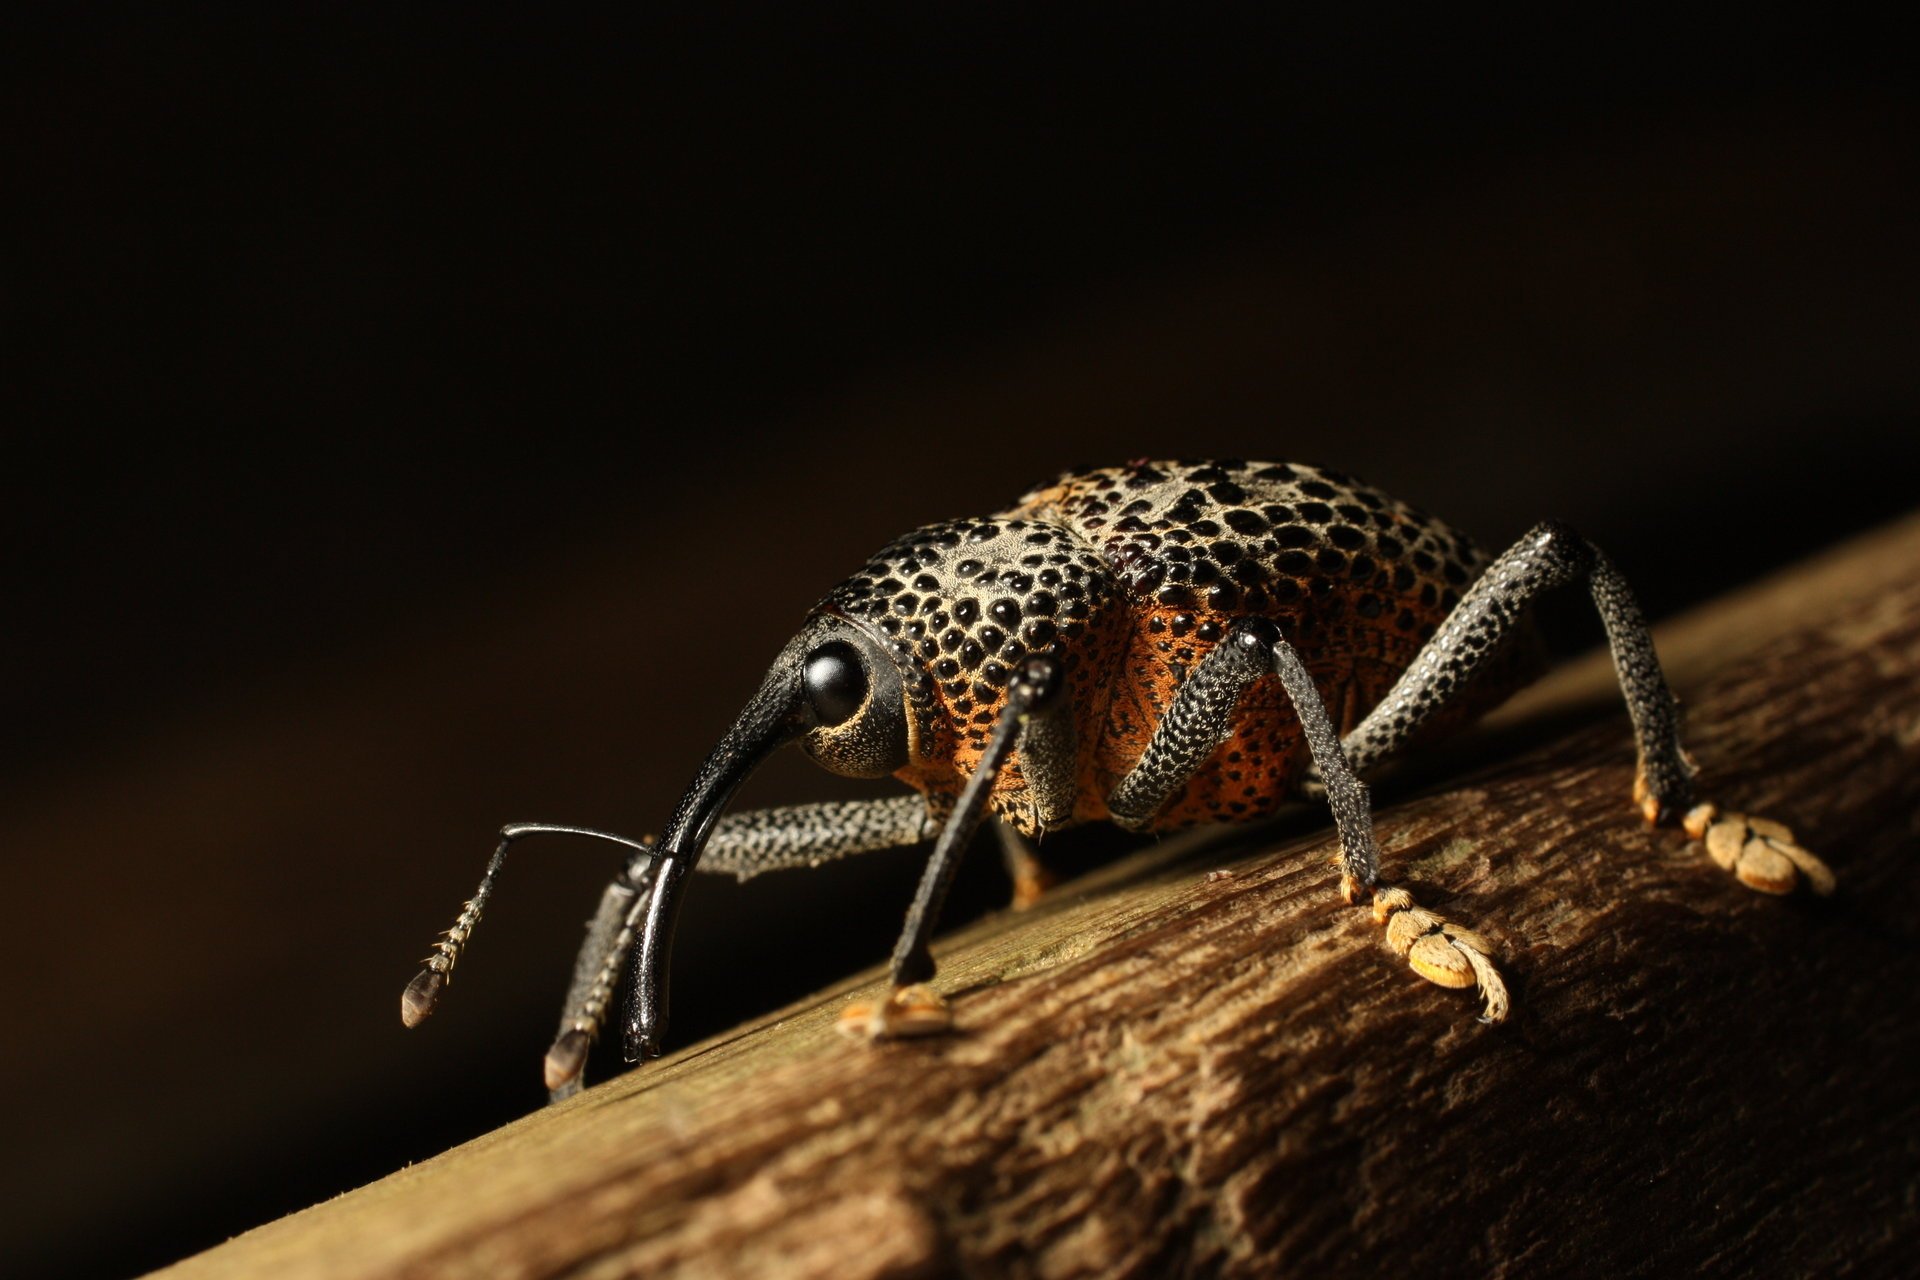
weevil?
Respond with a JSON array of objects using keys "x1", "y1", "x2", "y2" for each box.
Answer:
[{"x1": 403, "y1": 458, "x2": 1834, "y2": 1097}]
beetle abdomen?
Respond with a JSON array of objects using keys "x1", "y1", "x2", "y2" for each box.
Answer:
[{"x1": 1009, "y1": 459, "x2": 1524, "y2": 826}]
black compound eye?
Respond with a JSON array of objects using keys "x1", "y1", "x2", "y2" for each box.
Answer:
[{"x1": 803, "y1": 641, "x2": 868, "y2": 726}]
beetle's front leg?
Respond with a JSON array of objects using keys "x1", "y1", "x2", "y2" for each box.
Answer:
[
  {"x1": 1107, "y1": 619, "x2": 1509, "y2": 1022},
  {"x1": 838, "y1": 655, "x2": 1072, "y2": 1041},
  {"x1": 405, "y1": 800, "x2": 949, "y2": 1100},
  {"x1": 550, "y1": 799, "x2": 949, "y2": 1093}
]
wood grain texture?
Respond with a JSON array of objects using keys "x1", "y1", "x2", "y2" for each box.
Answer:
[{"x1": 155, "y1": 516, "x2": 1920, "y2": 1280}]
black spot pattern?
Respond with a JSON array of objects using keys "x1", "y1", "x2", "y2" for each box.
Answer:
[
  {"x1": 1012, "y1": 458, "x2": 1485, "y2": 652},
  {"x1": 818, "y1": 517, "x2": 1118, "y2": 755}
]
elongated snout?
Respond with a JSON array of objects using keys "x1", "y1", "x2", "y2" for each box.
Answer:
[
  {"x1": 621, "y1": 608, "x2": 925, "y2": 1061},
  {"x1": 623, "y1": 653, "x2": 806, "y2": 1061}
]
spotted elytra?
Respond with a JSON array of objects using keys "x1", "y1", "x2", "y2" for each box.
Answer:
[{"x1": 402, "y1": 458, "x2": 1833, "y2": 1097}]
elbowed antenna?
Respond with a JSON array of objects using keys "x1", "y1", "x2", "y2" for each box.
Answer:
[
  {"x1": 624, "y1": 659, "x2": 808, "y2": 1062},
  {"x1": 400, "y1": 823, "x2": 656, "y2": 1028}
]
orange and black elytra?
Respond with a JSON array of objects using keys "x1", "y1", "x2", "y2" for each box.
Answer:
[{"x1": 403, "y1": 459, "x2": 1834, "y2": 1098}]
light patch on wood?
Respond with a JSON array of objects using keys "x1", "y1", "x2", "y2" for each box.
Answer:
[{"x1": 1407, "y1": 834, "x2": 1481, "y2": 879}]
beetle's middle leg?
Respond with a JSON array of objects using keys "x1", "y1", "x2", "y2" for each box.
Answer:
[
  {"x1": 1106, "y1": 618, "x2": 1510, "y2": 1021},
  {"x1": 1340, "y1": 521, "x2": 1834, "y2": 897}
]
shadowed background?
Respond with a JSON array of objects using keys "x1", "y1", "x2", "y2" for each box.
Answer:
[{"x1": 2, "y1": 10, "x2": 1914, "y2": 1279}]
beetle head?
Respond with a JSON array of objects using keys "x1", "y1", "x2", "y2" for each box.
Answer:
[
  {"x1": 629, "y1": 516, "x2": 1118, "y2": 1058},
  {"x1": 784, "y1": 615, "x2": 914, "y2": 778},
  {"x1": 810, "y1": 517, "x2": 1116, "y2": 783}
]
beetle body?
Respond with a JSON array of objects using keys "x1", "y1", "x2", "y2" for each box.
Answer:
[
  {"x1": 405, "y1": 457, "x2": 1834, "y2": 1096},
  {"x1": 823, "y1": 459, "x2": 1534, "y2": 834}
]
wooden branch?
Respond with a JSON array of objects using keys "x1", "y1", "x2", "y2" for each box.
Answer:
[{"x1": 158, "y1": 516, "x2": 1920, "y2": 1280}]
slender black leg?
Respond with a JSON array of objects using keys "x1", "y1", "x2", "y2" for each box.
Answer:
[
  {"x1": 545, "y1": 852, "x2": 657, "y2": 1098},
  {"x1": 1341, "y1": 523, "x2": 1683, "y2": 805},
  {"x1": 1339, "y1": 521, "x2": 1833, "y2": 895},
  {"x1": 890, "y1": 656, "x2": 1064, "y2": 986},
  {"x1": 1108, "y1": 620, "x2": 1382, "y2": 894},
  {"x1": 838, "y1": 655, "x2": 1067, "y2": 1041},
  {"x1": 1104, "y1": 617, "x2": 1509, "y2": 1021}
]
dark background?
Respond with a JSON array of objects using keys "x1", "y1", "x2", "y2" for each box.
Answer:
[{"x1": 2, "y1": 10, "x2": 1914, "y2": 1278}]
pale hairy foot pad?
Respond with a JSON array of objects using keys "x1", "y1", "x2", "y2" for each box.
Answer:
[
  {"x1": 1371, "y1": 884, "x2": 1510, "y2": 1023},
  {"x1": 837, "y1": 983, "x2": 953, "y2": 1041},
  {"x1": 1684, "y1": 803, "x2": 1836, "y2": 896}
]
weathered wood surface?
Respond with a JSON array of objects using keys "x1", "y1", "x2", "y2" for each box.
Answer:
[{"x1": 157, "y1": 516, "x2": 1920, "y2": 1280}]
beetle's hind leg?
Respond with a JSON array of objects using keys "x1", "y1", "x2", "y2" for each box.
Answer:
[
  {"x1": 1106, "y1": 619, "x2": 1509, "y2": 1021},
  {"x1": 1343, "y1": 521, "x2": 1835, "y2": 897},
  {"x1": 1680, "y1": 807, "x2": 1834, "y2": 896}
]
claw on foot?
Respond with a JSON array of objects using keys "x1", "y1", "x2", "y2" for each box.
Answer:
[
  {"x1": 1338, "y1": 861, "x2": 1364, "y2": 905},
  {"x1": 1633, "y1": 772, "x2": 1658, "y2": 825},
  {"x1": 1683, "y1": 803, "x2": 1835, "y2": 896},
  {"x1": 836, "y1": 983, "x2": 953, "y2": 1042},
  {"x1": 1372, "y1": 885, "x2": 1509, "y2": 1023},
  {"x1": 1633, "y1": 767, "x2": 1670, "y2": 825},
  {"x1": 1634, "y1": 754, "x2": 1702, "y2": 825}
]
